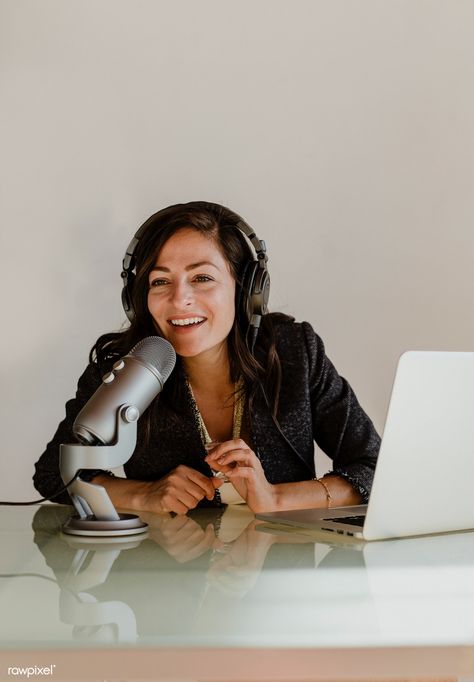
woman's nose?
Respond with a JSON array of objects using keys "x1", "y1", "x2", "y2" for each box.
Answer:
[{"x1": 170, "y1": 280, "x2": 194, "y2": 307}]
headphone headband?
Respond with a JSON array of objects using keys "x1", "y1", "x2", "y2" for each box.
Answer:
[{"x1": 233, "y1": 219, "x2": 268, "y2": 266}]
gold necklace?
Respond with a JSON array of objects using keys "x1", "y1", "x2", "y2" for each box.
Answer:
[{"x1": 187, "y1": 377, "x2": 245, "y2": 445}]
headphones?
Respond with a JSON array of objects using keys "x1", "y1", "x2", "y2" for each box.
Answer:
[{"x1": 121, "y1": 202, "x2": 271, "y2": 352}]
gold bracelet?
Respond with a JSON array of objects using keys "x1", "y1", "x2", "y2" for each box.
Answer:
[{"x1": 315, "y1": 477, "x2": 332, "y2": 508}]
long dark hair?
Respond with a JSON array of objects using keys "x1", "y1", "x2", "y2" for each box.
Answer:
[{"x1": 90, "y1": 201, "x2": 293, "y2": 436}]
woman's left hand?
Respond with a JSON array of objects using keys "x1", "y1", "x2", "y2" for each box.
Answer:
[{"x1": 204, "y1": 439, "x2": 278, "y2": 513}]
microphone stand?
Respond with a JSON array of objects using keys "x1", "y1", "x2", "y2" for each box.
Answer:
[{"x1": 60, "y1": 404, "x2": 147, "y2": 537}]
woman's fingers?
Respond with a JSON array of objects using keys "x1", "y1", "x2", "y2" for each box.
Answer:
[
  {"x1": 226, "y1": 466, "x2": 255, "y2": 480},
  {"x1": 185, "y1": 468, "x2": 219, "y2": 500},
  {"x1": 205, "y1": 439, "x2": 258, "y2": 471},
  {"x1": 163, "y1": 466, "x2": 217, "y2": 510},
  {"x1": 205, "y1": 439, "x2": 251, "y2": 461},
  {"x1": 215, "y1": 450, "x2": 255, "y2": 467},
  {"x1": 163, "y1": 498, "x2": 189, "y2": 515},
  {"x1": 211, "y1": 476, "x2": 225, "y2": 490},
  {"x1": 160, "y1": 483, "x2": 204, "y2": 513},
  {"x1": 150, "y1": 465, "x2": 221, "y2": 514}
]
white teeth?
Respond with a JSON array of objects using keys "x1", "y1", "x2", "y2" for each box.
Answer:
[{"x1": 170, "y1": 317, "x2": 205, "y2": 327}]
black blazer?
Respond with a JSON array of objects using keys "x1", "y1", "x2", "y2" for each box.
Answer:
[{"x1": 33, "y1": 319, "x2": 381, "y2": 505}]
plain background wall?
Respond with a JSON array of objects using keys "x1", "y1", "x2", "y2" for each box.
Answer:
[{"x1": 1, "y1": 0, "x2": 473, "y2": 501}]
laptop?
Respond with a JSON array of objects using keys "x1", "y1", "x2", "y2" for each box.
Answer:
[{"x1": 256, "y1": 351, "x2": 474, "y2": 541}]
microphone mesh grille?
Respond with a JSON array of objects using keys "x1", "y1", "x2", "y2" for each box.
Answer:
[{"x1": 128, "y1": 336, "x2": 176, "y2": 380}]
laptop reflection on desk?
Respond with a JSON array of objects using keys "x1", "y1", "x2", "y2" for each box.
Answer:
[{"x1": 257, "y1": 351, "x2": 474, "y2": 541}]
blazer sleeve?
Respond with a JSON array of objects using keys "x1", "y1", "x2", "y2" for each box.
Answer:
[
  {"x1": 302, "y1": 321, "x2": 381, "y2": 502},
  {"x1": 33, "y1": 361, "x2": 104, "y2": 505}
]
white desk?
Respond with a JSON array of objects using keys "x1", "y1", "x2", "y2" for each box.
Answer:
[{"x1": 1, "y1": 504, "x2": 474, "y2": 681}]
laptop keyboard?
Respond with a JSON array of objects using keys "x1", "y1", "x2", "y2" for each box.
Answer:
[{"x1": 324, "y1": 515, "x2": 365, "y2": 526}]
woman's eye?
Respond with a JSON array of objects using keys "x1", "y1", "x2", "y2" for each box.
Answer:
[{"x1": 149, "y1": 275, "x2": 213, "y2": 288}]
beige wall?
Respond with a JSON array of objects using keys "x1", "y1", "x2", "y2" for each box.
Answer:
[{"x1": 1, "y1": 0, "x2": 473, "y2": 498}]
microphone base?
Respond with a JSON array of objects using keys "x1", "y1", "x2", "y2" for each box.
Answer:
[{"x1": 62, "y1": 513, "x2": 148, "y2": 537}]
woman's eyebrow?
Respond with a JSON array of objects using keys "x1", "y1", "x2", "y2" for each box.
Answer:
[{"x1": 150, "y1": 261, "x2": 220, "y2": 273}]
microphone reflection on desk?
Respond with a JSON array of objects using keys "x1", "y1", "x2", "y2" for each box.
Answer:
[{"x1": 59, "y1": 534, "x2": 144, "y2": 643}]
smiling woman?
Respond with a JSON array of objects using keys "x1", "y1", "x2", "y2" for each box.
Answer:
[{"x1": 33, "y1": 201, "x2": 381, "y2": 515}]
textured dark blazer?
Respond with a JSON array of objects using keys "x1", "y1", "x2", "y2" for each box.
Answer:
[{"x1": 33, "y1": 319, "x2": 381, "y2": 506}]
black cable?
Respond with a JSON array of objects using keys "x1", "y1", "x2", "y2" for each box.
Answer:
[
  {"x1": 0, "y1": 472, "x2": 81, "y2": 506},
  {"x1": 249, "y1": 325, "x2": 258, "y2": 355},
  {"x1": 0, "y1": 573, "x2": 57, "y2": 584}
]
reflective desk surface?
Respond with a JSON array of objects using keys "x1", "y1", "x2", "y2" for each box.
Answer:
[{"x1": 1, "y1": 504, "x2": 474, "y2": 681}]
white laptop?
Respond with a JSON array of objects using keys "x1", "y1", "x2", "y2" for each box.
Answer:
[{"x1": 256, "y1": 351, "x2": 474, "y2": 541}]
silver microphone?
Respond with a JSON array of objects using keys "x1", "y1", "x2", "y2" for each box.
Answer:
[{"x1": 73, "y1": 336, "x2": 176, "y2": 446}]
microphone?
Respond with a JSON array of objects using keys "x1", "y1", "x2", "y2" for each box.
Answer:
[
  {"x1": 60, "y1": 336, "x2": 176, "y2": 537},
  {"x1": 73, "y1": 336, "x2": 176, "y2": 445}
]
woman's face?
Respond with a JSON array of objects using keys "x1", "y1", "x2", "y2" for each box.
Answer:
[{"x1": 147, "y1": 228, "x2": 236, "y2": 360}]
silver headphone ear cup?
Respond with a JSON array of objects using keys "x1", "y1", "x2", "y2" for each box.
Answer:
[
  {"x1": 252, "y1": 268, "x2": 270, "y2": 316},
  {"x1": 121, "y1": 272, "x2": 136, "y2": 322},
  {"x1": 242, "y1": 261, "x2": 259, "y2": 323},
  {"x1": 237, "y1": 260, "x2": 270, "y2": 329}
]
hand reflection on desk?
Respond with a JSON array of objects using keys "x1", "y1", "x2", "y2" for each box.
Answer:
[
  {"x1": 138, "y1": 510, "x2": 272, "y2": 598},
  {"x1": 140, "y1": 512, "x2": 225, "y2": 563},
  {"x1": 206, "y1": 519, "x2": 276, "y2": 597},
  {"x1": 140, "y1": 508, "x2": 314, "y2": 598}
]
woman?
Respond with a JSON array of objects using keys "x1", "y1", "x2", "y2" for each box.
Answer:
[{"x1": 34, "y1": 201, "x2": 380, "y2": 515}]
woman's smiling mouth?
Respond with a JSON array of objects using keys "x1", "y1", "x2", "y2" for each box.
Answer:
[{"x1": 168, "y1": 316, "x2": 207, "y2": 330}]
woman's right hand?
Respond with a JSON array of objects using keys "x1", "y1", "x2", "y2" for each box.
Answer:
[{"x1": 140, "y1": 465, "x2": 224, "y2": 515}]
